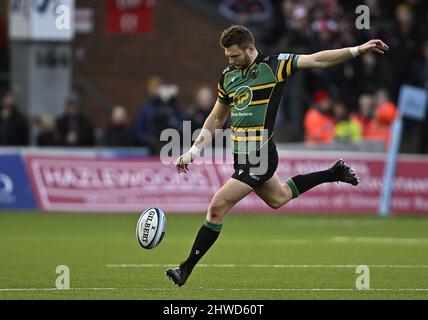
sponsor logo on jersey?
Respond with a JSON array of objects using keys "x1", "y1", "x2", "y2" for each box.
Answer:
[
  {"x1": 278, "y1": 53, "x2": 291, "y2": 60},
  {"x1": 233, "y1": 86, "x2": 253, "y2": 111},
  {"x1": 250, "y1": 68, "x2": 258, "y2": 79}
]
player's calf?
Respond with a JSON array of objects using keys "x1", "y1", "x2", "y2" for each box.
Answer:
[
  {"x1": 267, "y1": 198, "x2": 289, "y2": 209},
  {"x1": 166, "y1": 220, "x2": 222, "y2": 287},
  {"x1": 166, "y1": 178, "x2": 252, "y2": 287},
  {"x1": 255, "y1": 179, "x2": 293, "y2": 210},
  {"x1": 265, "y1": 189, "x2": 293, "y2": 209}
]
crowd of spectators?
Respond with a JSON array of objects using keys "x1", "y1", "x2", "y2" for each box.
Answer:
[
  {"x1": 0, "y1": 77, "x2": 218, "y2": 153},
  {"x1": 0, "y1": 0, "x2": 427, "y2": 154},
  {"x1": 303, "y1": 88, "x2": 397, "y2": 148},
  {"x1": 218, "y1": 0, "x2": 427, "y2": 152}
]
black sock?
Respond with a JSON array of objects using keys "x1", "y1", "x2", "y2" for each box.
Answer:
[
  {"x1": 182, "y1": 220, "x2": 222, "y2": 274},
  {"x1": 286, "y1": 170, "x2": 336, "y2": 198}
]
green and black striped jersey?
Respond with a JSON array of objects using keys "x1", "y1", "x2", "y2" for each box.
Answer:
[{"x1": 217, "y1": 53, "x2": 299, "y2": 154}]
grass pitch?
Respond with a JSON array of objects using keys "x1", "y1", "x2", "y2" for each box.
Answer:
[{"x1": 0, "y1": 212, "x2": 427, "y2": 300}]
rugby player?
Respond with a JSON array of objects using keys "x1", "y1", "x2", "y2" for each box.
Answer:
[{"x1": 166, "y1": 25, "x2": 389, "y2": 286}]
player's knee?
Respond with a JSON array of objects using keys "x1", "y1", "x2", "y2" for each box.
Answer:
[
  {"x1": 207, "y1": 210, "x2": 224, "y2": 224},
  {"x1": 207, "y1": 212, "x2": 222, "y2": 224},
  {"x1": 207, "y1": 197, "x2": 228, "y2": 221},
  {"x1": 268, "y1": 199, "x2": 284, "y2": 210}
]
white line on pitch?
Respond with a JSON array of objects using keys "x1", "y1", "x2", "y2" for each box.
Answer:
[
  {"x1": 0, "y1": 288, "x2": 114, "y2": 292},
  {"x1": 1, "y1": 288, "x2": 428, "y2": 292},
  {"x1": 0, "y1": 288, "x2": 179, "y2": 292},
  {"x1": 202, "y1": 288, "x2": 428, "y2": 292},
  {"x1": 105, "y1": 264, "x2": 428, "y2": 268},
  {"x1": 331, "y1": 236, "x2": 428, "y2": 244}
]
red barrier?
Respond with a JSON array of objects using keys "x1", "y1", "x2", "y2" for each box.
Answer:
[{"x1": 25, "y1": 154, "x2": 428, "y2": 214}]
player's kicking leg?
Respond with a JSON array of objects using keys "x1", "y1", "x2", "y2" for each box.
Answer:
[
  {"x1": 255, "y1": 159, "x2": 360, "y2": 209},
  {"x1": 166, "y1": 178, "x2": 252, "y2": 287}
]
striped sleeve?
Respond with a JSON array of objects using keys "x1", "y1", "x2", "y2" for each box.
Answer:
[
  {"x1": 274, "y1": 53, "x2": 300, "y2": 83},
  {"x1": 217, "y1": 75, "x2": 231, "y2": 105}
]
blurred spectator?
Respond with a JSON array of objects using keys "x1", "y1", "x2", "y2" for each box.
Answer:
[
  {"x1": 356, "y1": 53, "x2": 394, "y2": 96},
  {"x1": 154, "y1": 85, "x2": 183, "y2": 132},
  {"x1": 303, "y1": 90, "x2": 335, "y2": 144},
  {"x1": 365, "y1": 89, "x2": 398, "y2": 148},
  {"x1": 56, "y1": 98, "x2": 95, "y2": 147},
  {"x1": 134, "y1": 76, "x2": 163, "y2": 153},
  {"x1": 134, "y1": 77, "x2": 184, "y2": 154},
  {"x1": 311, "y1": 8, "x2": 340, "y2": 52},
  {"x1": 0, "y1": 16, "x2": 8, "y2": 73},
  {"x1": 412, "y1": 40, "x2": 428, "y2": 154},
  {"x1": 103, "y1": 105, "x2": 134, "y2": 147},
  {"x1": 0, "y1": 93, "x2": 29, "y2": 146},
  {"x1": 408, "y1": 39, "x2": 428, "y2": 88},
  {"x1": 352, "y1": 94, "x2": 374, "y2": 137},
  {"x1": 332, "y1": 100, "x2": 362, "y2": 143},
  {"x1": 385, "y1": 3, "x2": 424, "y2": 95},
  {"x1": 186, "y1": 86, "x2": 215, "y2": 131},
  {"x1": 261, "y1": 0, "x2": 312, "y2": 50},
  {"x1": 35, "y1": 115, "x2": 60, "y2": 146},
  {"x1": 311, "y1": 17, "x2": 338, "y2": 37},
  {"x1": 218, "y1": 0, "x2": 273, "y2": 24}
]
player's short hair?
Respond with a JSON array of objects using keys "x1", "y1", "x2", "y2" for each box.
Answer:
[{"x1": 219, "y1": 25, "x2": 255, "y2": 50}]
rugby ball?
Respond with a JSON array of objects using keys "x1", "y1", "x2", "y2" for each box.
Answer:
[{"x1": 136, "y1": 208, "x2": 167, "y2": 249}]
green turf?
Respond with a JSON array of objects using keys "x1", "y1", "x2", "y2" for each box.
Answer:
[{"x1": 0, "y1": 212, "x2": 427, "y2": 300}]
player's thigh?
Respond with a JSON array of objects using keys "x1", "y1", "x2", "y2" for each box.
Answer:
[
  {"x1": 254, "y1": 173, "x2": 292, "y2": 208},
  {"x1": 208, "y1": 178, "x2": 253, "y2": 215}
]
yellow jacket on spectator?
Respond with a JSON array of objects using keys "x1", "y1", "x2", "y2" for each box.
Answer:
[{"x1": 334, "y1": 119, "x2": 363, "y2": 142}]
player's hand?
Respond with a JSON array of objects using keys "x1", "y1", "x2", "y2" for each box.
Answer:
[
  {"x1": 175, "y1": 152, "x2": 194, "y2": 174},
  {"x1": 358, "y1": 39, "x2": 389, "y2": 55}
]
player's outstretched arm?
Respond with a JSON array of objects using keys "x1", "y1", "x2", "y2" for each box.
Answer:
[
  {"x1": 297, "y1": 39, "x2": 389, "y2": 70},
  {"x1": 176, "y1": 101, "x2": 229, "y2": 174}
]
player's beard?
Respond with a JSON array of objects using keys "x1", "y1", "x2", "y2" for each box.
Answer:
[{"x1": 236, "y1": 52, "x2": 251, "y2": 70}]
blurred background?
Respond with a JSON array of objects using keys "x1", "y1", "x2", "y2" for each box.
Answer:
[
  {"x1": 1, "y1": 0, "x2": 427, "y2": 152},
  {"x1": 0, "y1": 0, "x2": 427, "y2": 215}
]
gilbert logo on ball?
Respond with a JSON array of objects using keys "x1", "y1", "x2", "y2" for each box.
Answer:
[{"x1": 136, "y1": 208, "x2": 167, "y2": 249}]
